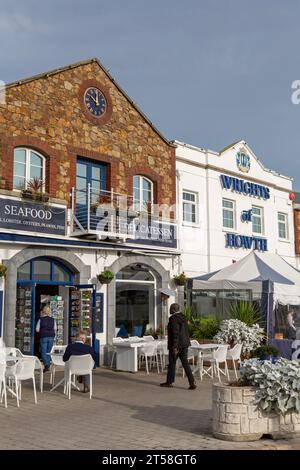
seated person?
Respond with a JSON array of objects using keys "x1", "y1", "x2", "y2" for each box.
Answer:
[{"x1": 63, "y1": 331, "x2": 97, "y2": 393}]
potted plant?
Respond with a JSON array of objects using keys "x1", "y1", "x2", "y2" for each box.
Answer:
[
  {"x1": 21, "y1": 178, "x2": 49, "y2": 203},
  {"x1": 229, "y1": 300, "x2": 263, "y2": 326},
  {"x1": 253, "y1": 344, "x2": 279, "y2": 363},
  {"x1": 0, "y1": 263, "x2": 7, "y2": 278},
  {"x1": 213, "y1": 358, "x2": 300, "y2": 441},
  {"x1": 97, "y1": 270, "x2": 114, "y2": 284},
  {"x1": 213, "y1": 318, "x2": 265, "y2": 358},
  {"x1": 173, "y1": 272, "x2": 187, "y2": 286}
]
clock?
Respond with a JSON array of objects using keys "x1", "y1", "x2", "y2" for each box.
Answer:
[{"x1": 84, "y1": 87, "x2": 107, "y2": 117}]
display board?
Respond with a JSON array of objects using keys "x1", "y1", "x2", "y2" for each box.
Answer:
[
  {"x1": 70, "y1": 288, "x2": 92, "y2": 343},
  {"x1": 16, "y1": 286, "x2": 33, "y2": 353}
]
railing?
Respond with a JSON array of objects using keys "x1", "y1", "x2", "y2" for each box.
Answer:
[{"x1": 70, "y1": 185, "x2": 138, "y2": 240}]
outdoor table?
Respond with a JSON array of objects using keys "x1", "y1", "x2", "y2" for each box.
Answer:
[
  {"x1": 114, "y1": 340, "x2": 145, "y2": 373},
  {"x1": 190, "y1": 343, "x2": 224, "y2": 376}
]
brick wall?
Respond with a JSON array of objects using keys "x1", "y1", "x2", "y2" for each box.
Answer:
[{"x1": 0, "y1": 61, "x2": 176, "y2": 212}]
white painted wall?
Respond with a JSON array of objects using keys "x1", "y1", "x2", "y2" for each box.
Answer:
[{"x1": 176, "y1": 140, "x2": 296, "y2": 277}]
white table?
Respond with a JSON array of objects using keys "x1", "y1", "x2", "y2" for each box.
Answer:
[
  {"x1": 115, "y1": 340, "x2": 145, "y2": 373},
  {"x1": 190, "y1": 343, "x2": 223, "y2": 377}
]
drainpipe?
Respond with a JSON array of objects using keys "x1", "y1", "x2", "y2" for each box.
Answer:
[{"x1": 205, "y1": 151, "x2": 211, "y2": 273}]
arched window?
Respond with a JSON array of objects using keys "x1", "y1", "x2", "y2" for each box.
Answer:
[
  {"x1": 13, "y1": 148, "x2": 45, "y2": 190},
  {"x1": 133, "y1": 175, "x2": 153, "y2": 212}
]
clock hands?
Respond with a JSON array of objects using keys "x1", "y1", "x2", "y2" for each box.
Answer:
[{"x1": 94, "y1": 89, "x2": 99, "y2": 106}]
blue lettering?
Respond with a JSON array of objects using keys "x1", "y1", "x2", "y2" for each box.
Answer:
[
  {"x1": 221, "y1": 175, "x2": 232, "y2": 190},
  {"x1": 226, "y1": 233, "x2": 236, "y2": 247},
  {"x1": 243, "y1": 236, "x2": 253, "y2": 249},
  {"x1": 264, "y1": 187, "x2": 270, "y2": 200},
  {"x1": 243, "y1": 182, "x2": 251, "y2": 194}
]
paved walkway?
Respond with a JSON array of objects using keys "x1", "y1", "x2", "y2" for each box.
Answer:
[{"x1": 0, "y1": 368, "x2": 300, "y2": 450}]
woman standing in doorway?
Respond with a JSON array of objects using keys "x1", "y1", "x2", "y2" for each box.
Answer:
[{"x1": 36, "y1": 306, "x2": 56, "y2": 372}]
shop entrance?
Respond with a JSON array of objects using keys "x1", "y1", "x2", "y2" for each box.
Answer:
[{"x1": 16, "y1": 257, "x2": 96, "y2": 355}]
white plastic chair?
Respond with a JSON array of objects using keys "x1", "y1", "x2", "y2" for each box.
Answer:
[
  {"x1": 226, "y1": 343, "x2": 242, "y2": 380},
  {"x1": 157, "y1": 340, "x2": 168, "y2": 370},
  {"x1": 139, "y1": 342, "x2": 160, "y2": 374},
  {"x1": 6, "y1": 357, "x2": 37, "y2": 407},
  {"x1": 110, "y1": 337, "x2": 125, "y2": 368},
  {"x1": 182, "y1": 339, "x2": 200, "y2": 377},
  {"x1": 50, "y1": 345, "x2": 67, "y2": 385},
  {"x1": 143, "y1": 336, "x2": 155, "y2": 342},
  {"x1": 5, "y1": 347, "x2": 44, "y2": 393},
  {"x1": 65, "y1": 355, "x2": 94, "y2": 399},
  {"x1": 0, "y1": 363, "x2": 7, "y2": 408},
  {"x1": 200, "y1": 345, "x2": 229, "y2": 382}
]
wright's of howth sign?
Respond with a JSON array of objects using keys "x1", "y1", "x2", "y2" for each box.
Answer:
[{"x1": 0, "y1": 199, "x2": 66, "y2": 236}]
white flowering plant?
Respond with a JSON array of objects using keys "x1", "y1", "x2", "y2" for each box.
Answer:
[
  {"x1": 213, "y1": 319, "x2": 264, "y2": 354},
  {"x1": 240, "y1": 358, "x2": 300, "y2": 415}
]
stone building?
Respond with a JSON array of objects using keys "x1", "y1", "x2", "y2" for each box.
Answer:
[{"x1": 0, "y1": 58, "x2": 179, "y2": 363}]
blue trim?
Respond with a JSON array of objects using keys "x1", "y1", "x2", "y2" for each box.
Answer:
[
  {"x1": 0, "y1": 291, "x2": 3, "y2": 337},
  {"x1": 0, "y1": 232, "x2": 178, "y2": 254},
  {"x1": 31, "y1": 285, "x2": 36, "y2": 355},
  {"x1": 18, "y1": 257, "x2": 74, "y2": 284}
]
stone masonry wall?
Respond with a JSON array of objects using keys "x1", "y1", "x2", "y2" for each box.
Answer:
[
  {"x1": 0, "y1": 60, "x2": 176, "y2": 209},
  {"x1": 212, "y1": 383, "x2": 300, "y2": 441}
]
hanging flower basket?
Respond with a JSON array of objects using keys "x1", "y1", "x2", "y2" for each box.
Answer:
[
  {"x1": 0, "y1": 263, "x2": 7, "y2": 278},
  {"x1": 97, "y1": 270, "x2": 114, "y2": 284},
  {"x1": 173, "y1": 272, "x2": 187, "y2": 286}
]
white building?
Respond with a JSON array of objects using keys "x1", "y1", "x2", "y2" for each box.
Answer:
[{"x1": 175, "y1": 140, "x2": 296, "y2": 277}]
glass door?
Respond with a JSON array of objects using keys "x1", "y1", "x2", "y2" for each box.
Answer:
[{"x1": 76, "y1": 158, "x2": 107, "y2": 230}]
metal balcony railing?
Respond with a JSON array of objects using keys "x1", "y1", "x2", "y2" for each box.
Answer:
[{"x1": 70, "y1": 185, "x2": 138, "y2": 240}]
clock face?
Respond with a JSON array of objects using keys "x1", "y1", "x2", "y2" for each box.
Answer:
[{"x1": 84, "y1": 87, "x2": 107, "y2": 117}]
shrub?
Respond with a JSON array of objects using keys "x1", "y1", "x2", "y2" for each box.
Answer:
[
  {"x1": 253, "y1": 344, "x2": 279, "y2": 359},
  {"x1": 0, "y1": 263, "x2": 7, "y2": 278},
  {"x1": 213, "y1": 318, "x2": 265, "y2": 354},
  {"x1": 183, "y1": 307, "x2": 220, "y2": 340},
  {"x1": 229, "y1": 300, "x2": 263, "y2": 326},
  {"x1": 240, "y1": 358, "x2": 300, "y2": 414}
]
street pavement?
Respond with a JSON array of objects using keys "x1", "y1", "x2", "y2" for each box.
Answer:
[{"x1": 0, "y1": 367, "x2": 300, "y2": 450}]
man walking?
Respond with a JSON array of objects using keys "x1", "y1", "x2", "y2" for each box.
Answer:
[{"x1": 160, "y1": 303, "x2": 196, "y2": 390}]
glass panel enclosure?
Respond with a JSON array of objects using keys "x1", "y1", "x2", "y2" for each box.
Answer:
[{"x1": 191, "y1": 289, "x2": 252, "y2": 319}]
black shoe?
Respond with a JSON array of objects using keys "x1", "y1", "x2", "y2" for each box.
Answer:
[
  {"x1": 160, "y1": 382, "x2": 173, "y2": 388},
  {"x1": 188, "y1": 383, "x2": 197, "y2": 390},
  {"x1": 77, "y1": 376, "x2": 83, "y2": 384},
  {"x1": 43, "y1": 366, "x2": 50, "y2": 373}
]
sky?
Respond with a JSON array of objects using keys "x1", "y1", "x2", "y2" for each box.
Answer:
[{"x1": 1, "y1": 0, "x2": 300, "y2": 187}]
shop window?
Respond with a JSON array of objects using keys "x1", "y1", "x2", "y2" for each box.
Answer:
[
  {"x1": 116, "y1": 264, "x2": 154, "y2": 282},
  {"x1": 278, "y1": 212, "x2": 288, "y2": 239},
  {"x1": 133, "y1": 175, "x2": 153, "y2": 212},
  {"x1": 17, "y1": 261, "x2": 31, "y2": 281},
  {"x1": 222, "y1": 199, "x2": 235, "y2": 229},
  {"x1": 252, "y1": 206, "x2": 264, "y2": 235},
  {"x1": 17, "y1": 258, "x2": 73, "y2": 283},
  {"x1": 13, "y1": 148, "x2": 45, "y2": 190},
  {"x1": 34, "y1": 260, "x2": 51, "y2": 281},
  {"x1": 182, "y1": 191, "x2": 198, "y2": 224}
]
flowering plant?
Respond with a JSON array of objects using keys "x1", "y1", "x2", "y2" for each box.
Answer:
[
  {"x1": 240, "y1": 358, "x2": 300, "y2": 415},
  {"x1": 213, "y1": 319, "x2": 264, "y2": 354}
]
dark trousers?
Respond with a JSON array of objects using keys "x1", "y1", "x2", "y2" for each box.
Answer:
[{"x1": 166, "y1": 347, "x2": 194, "y2": 385}]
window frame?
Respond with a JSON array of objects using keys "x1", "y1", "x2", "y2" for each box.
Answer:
[
  {"x1": 278, "y1": 212, "x2": 289, "y2": 240},
  {"x1": 133, "y1": 175, "x2": 154, "y2": 213},
  {"x1": 13, "y1": 147, "x2": 46, "y2": 191},
  {"x1": 222, "y1": 198, "x2": 236, "y2": 230},
  {"x1": 252, "y1": 205, "x2": 264, "y2": 235},
  {"x1": 182, "y1": 190, "x2": 198, "y2": 225}
]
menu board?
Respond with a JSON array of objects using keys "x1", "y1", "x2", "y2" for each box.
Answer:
[
  {"x1": 16, "y1": 286, "x2": 33, "y2": 353},
  {"x1": 69, "y1": 289, "x2": 92, "y2": 343},
  {"x1": 40, "y1": 295, "x2": 64, "y2": 345}
]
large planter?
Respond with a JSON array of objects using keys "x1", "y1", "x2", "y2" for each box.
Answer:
[{"x1": 212, "y1": 383, "x2": 300, "y2": 441}]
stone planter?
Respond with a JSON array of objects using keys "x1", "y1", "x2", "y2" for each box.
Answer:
[{"x1": 212, "y1": 383, "x2": 300, "y2": 441}]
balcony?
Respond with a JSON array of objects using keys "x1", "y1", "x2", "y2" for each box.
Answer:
[
  {"x1": 70, "y1": 186, "x2": 137, "y2": 241},
  {"x1": 70, "y1": 186, "x2": 178, "y2": 249}
]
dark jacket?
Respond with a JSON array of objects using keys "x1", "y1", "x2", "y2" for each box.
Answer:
[
  {"x1": 40, "y1": 316, "x2": 55, "y2": 338},
  {"x1": 63, "y1": 341, "x2": 97, "y2": 364},
  {"x1": 167, "y1": 312, "x2": 191, "y2": 350}
]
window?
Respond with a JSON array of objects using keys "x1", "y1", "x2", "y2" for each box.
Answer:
[
  {"x1": 278, "y1": 212, "x2": 288, "y2": 239},
  {"x1": 252, "y1": 206, "x2": 263, "y2": 234},
  {"x1": 13, "y1": 148, "x2": 45, "y2": 190},
  {"x1": 182, "y1": 191, "x2": 198, "y2": 224},
  {"x1": 133, "y1": 175, "x2": 153, "y2": 212},
  {"x1": 222, "y1": 199, "x2": 235, "y2": 229}
]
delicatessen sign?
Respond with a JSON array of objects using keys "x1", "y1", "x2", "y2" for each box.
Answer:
[{"x1": 0, "y1": 199, "x2": 66, "y2": 236}]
